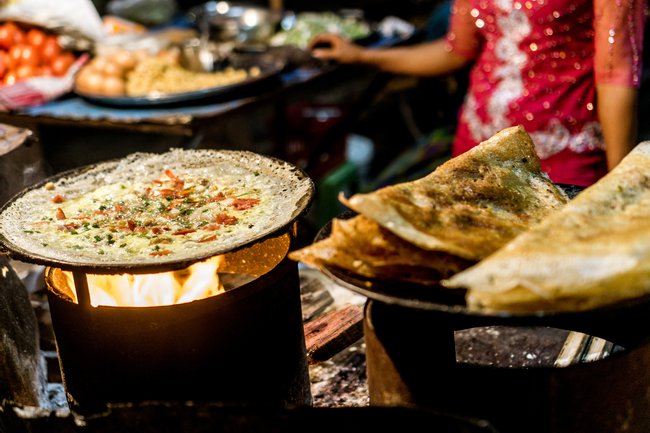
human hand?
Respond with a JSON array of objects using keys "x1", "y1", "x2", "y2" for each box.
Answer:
[{"x1": 308, "y1": 33, "x2": 365, "y2": 64}]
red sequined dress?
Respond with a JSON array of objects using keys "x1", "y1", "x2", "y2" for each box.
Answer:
[{"x1": 446, "y1": 0, "x2": 646, "y2": 186}]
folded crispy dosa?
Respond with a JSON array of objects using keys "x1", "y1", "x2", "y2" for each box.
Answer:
[
  {"x1": 340, "y1": 126, "x2": 569, "y2": 260},
  {"x1": 443, "y1": 141, "x2": 650, "y2": 313},
  {"x1": 289, "y1": 215, "x2": 472, "y2": 285}
]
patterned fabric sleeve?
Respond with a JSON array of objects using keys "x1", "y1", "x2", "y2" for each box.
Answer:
[
  {"x1": 594, "y1": 0, "x2": 648, "y2": 87},
  {"x1": 445, "y1": 0, "x2": 482, "y2": 59}
]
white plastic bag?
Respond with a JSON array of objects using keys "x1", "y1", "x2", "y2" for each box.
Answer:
[
  {"x1": 0, "y1": 0, "x2": 105, "y2": 41},
  {"x1": 0, "y1": 54, "x2": 89, "y2": 111}
]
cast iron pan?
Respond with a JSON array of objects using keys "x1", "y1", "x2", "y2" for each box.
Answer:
[
  {"x1": 314, "y1": 184, "x2": 650, "y2": 339},
  {"x1": 0, "y1": 149, "x2": 314, "y2": 274}
]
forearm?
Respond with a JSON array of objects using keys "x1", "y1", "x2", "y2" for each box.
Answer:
[
  {"x1": 356, "y1": 39, "x2": 470, "y2": 76},
  {"x1": 310, "y1": 34, "x2": 471, "y2": 77},
  {"x1": 596, "y1": 84, "x2": 639, "y2": 170}
]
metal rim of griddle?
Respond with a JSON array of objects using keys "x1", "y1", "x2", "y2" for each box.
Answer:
[
  {"x1": 322, "y1": 256, "x2": 650, "y2": 320},
  {"x1": 0, "y1": 150, "x2": 314, "y2": 275}
]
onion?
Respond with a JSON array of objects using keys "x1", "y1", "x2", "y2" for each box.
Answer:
[
  {"x1": 76, "y1": 68, "x2": 104, "y2": 93},
  {"x1": 102, "y1": 76, "x2": 126, "y2": 96},
  {"x1": 112, "y1": 50, "x2": 136, "y2": 70},
  {"x1": 102, "y1": 61, "x2": 124, "y2": 78}
]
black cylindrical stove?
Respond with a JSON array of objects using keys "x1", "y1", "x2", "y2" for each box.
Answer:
[
  {"x1": 45, "y1": 233, "x2": 312, "y2": 414},
  {"x1": 364, "y1": 298, "x2": 650, "y2": 433}
]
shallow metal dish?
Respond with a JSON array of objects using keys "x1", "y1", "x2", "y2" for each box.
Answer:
[
  {"x1": 187, "y1": 1, "x2": 283, "y2": 43},
  {"x1": 73, "y1": 54, "x2": 285, "y2": 108},
  {"x1": 312, "y1": 184, "x2": 650, "y2": 345},
  {"x1": 316, "y1": 213, "x2": 650, "y2": 347}
]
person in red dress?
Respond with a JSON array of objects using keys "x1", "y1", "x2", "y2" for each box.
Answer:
[{"x1": 310, "y1": 0, "x2": 647, "y2": 186}]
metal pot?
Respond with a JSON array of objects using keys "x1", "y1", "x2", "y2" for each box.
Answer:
[
  {"x1": 364, "y1": 299, "x2": 650, "y2": 433},
  {"x1": 45, "y1": 232, "x2": 312, "y2": 414},
  {"x1": 187, "y1": 2, "x2": 283, "y2": 44}
]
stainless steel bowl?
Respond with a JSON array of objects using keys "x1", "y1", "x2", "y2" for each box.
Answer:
[{"x1": 187, "y1": 1, "x2": 283, "y2": 44}]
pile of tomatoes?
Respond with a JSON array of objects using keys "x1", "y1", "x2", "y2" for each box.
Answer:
[{"x1": 0, "y1": 21, "x2": 77, "y2": 85}]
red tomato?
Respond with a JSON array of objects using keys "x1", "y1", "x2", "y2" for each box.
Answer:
[
  {"x1": 0, "y1": 51, "x2": 10, "y2": 79},
  {"x1": 4, "y1": 71, "x2": 16, "y2": 85},
  {"x1": 11, "y1": 24, "x2": 25, "y2": 45},
  {"x1": 9, "y1": 44, "x2": 41, "y2": 68},
  {"x1": 40, "y1": 35, "x2": 60, "y2": 62},
  {"x1": 51, "y1": 52, "x2": 75, "y2": 76},
  {"x1": 19, "y1": 45, "x2": 40, "y2": 67},
  {"x1": 15, "y1": 64, "x2": 36, "y2": 80},
  {"x1": 0, "y1": 24, "x2": 15, "y2": 49},
  {"x1": 26, "y1": 28, "x2": 46, "y2": 49},
  {"x1": 40, "y1": 65, "x2": 53, "y2": 76},
  {"x1": 1, "y1": 50, "x2": 15, "y2": 72},
  {"x1": 0, "y1": 60, "x2": 6, "y2": 80},
  {"x1": 0, "y1": 22, "x2": 24, "y2": 48},
  {"x1": 8, "y1": 44, "x2": 25, "y2": 64}
]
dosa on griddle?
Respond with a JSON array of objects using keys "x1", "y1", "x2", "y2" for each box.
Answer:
[
  {"x1": 341, "y1": 126, "x2": 569, "y2": 260},
  {"x1": 288, "y1": 215, "x2": 473, "y2": 285},
  {"x1": 443, "y1": 141, "x2": 650, "y2": 313}
]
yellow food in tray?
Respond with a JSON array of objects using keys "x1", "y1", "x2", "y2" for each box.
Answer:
[
  {"x1": 125, "y1": 56, "x2": 259, "y2": 96},
  {"x1": 75, "y1": 49, "x2": 259, "y2": 97}
]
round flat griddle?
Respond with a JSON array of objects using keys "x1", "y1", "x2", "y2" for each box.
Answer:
[{"x1": 0, "y1": 149, "x2": 314, "y2": 274}]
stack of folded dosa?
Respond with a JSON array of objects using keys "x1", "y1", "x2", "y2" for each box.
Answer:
[
  {"x1": 443, "y1": 140, "x2": 650, "y2": 313},
  {"x1": 289, "y1": 126, "x2": 569, "y2": 286}
]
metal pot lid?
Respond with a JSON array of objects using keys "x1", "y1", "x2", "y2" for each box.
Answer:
[{"x1": 0, "y1": 149, "x2": 314, "y2": 274}]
